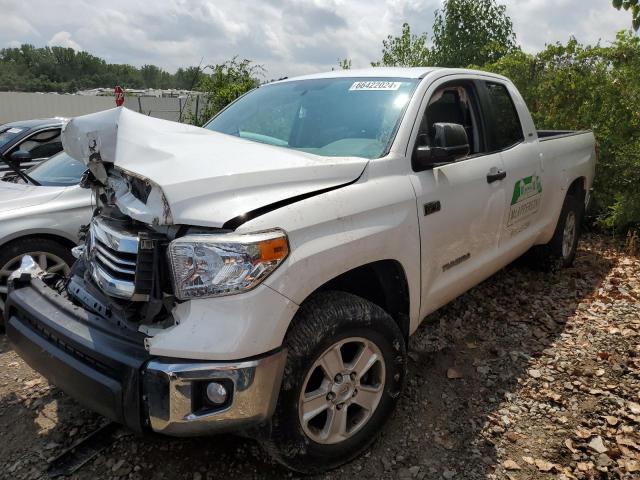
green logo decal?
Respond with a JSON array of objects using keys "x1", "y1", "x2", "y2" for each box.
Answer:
[
  {"x1": 508, "y1": 174, "x2": 542, "y2": 227},
  {"x1": 511, "y1": 175, "x2": 542, "y2": 206}
]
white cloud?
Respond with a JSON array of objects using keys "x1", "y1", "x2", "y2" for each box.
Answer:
[
  {"x1": 47, "y1": 31, "x2": 82, "y2": 51},
  {"x1": 0, "y1": 0, "x2": 636, "y2": 78}
]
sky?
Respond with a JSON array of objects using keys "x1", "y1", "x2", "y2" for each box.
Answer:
[{"x1": 0, "y1": 0, "x2": 634, "y2": 79}]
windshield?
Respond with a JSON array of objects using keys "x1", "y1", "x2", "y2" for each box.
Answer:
[
  {"x1": 27, "y1": 151, "x2": 86, "y2": 186},
  {"x1": 204, "y1": 77, "x2": 419, "y2": 159},
  {"x1": 0, "y1": 126, "x2": 26, "y2": 149}
]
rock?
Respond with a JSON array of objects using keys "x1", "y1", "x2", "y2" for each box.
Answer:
[
  {"x1": 596, "y1": 454, "x2": 612, "y2": 467},
  {"x1": 628, "y1": 401, "x2": 640, "y2": 415},
  {"x1": 442, "y1": 469, "x2": 456, "y2": 479},
  {"x1": 503, "y1": 460, "x2": 521, "y2": 470},
  {"x1": 397, "y1": 468, "x2": 412, "y2": 480},
  {"x1": 505, "y1": 431, "x2": 520, "y2": 443},
  {"x1": 588, "y1": 436, "x2": 608, "y2": 454},
  {"x1": 111, "y1": 459, "x2": 125, "y2": 472},
  {"x1": 534, "y1": 459, "x2": 556, "y2": 472},
  {"x1": 408, "y1": 466, "x2": 421, "y2": 477},
  {"x1": 446, "y1": 367, "x2": 463, "y2": 379},
  {"x1": 576, "y1": 462, "x2": 593, "y2": 472},
  {"x1": 528, "y1": 369, "x2": 542, "y2": 379}
]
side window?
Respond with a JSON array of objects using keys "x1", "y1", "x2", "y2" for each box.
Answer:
[
  {"x1": 485, "y1": 83, "x2": 524, "y2": 150},
  {"x1": 419, "y1": 84, "x2": 485, "y2": 155},
  {"x1": 12, "y1": 129, "x2": 63, "y2": 159}
]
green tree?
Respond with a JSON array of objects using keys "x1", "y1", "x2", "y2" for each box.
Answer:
[
  {"x1": 432, "y1": 0, "x2": 517, "y2": 67},
  {"x1": 0, "y1": 44, "x2": 200, "y2": 92},
  {"x1": 613, "y1": 0, "x2": 640, "y2": 30},
  {"x1": 372, "y1": 23, "x2": 431, "y2": 67},
  {"x1": 190, "y1": 57, "x2": 264, "y2": 126},
  {"x1": 337, "y1": 58, "x2": 352, "y2": 70}
]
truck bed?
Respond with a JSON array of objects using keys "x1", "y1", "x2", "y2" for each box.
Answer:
[{"x1": 537, "y1": 130, "x2": 592, "y2": 141}]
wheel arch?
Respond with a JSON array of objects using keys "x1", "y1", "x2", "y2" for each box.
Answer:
[
  {"x1": 0, "y1": 232, "x2": 77, "y2": 254},
  {"x1": 567, "y1": 176, "x2": 586, "y2": 205},
  {"x1": 292, "y1": 259, "x2": 411, "y2": 343}
]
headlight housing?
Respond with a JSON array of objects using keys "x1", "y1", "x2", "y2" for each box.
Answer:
[{"x1": 168, "y1": 230, "x2": 289, "y2": 300}]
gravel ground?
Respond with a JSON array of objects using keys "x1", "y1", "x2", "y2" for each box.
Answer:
[{"x1": 1, "y1": 234, "x2": 638, "y2": 480}]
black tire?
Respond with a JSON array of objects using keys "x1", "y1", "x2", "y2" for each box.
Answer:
[
  {"x1": 0, "y1": 237, "x2": 75, "y2": 324},
  {"x1": 261, "y1": 291, "x2": 406, "y2": 474},
  {"x1": 531, "y1": 193, "x2": 583, "y2": 271}
]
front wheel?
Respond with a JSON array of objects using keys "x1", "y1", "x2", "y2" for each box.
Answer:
[{"x1": 262, "y1": 291, "x2": 406, "y2": 474}]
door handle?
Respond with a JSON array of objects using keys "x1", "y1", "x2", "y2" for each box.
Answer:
[{"x1": 487, "y1": 169, "x2": 507, "y2": 183}]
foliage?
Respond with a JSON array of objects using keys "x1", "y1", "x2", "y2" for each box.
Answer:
[
  {"x1": 431, "y1": 0, "x2": 518, "y2": 67},
  {"x1": 373, "y1": 1, "x2": 516, "y2": 69},
  {"x1": 482, "y1": 32, "x2": 640, "y2": 231},
  {"x1": 337, "y1": 58, "x2": 352, "y2": 70},
  {"x1": 371, "y1": 23, "x2": 431, "y2": 67},
  {"x1": 187, "y1": 57, "x2": 264, "y2": 126},
  {"x1": 613, "y1": 0, "x2": 640, "y2": 30},
  {"x1": 0, "y1": 44, "x2": 198, "y2": 92}
]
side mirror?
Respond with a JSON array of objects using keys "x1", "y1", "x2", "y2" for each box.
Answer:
[
  {"x1": 10, "y1": 150, "x2": 32, "y2": 165},
  {"x1": 413, "y1": 123, "x2": 470, "y2": 171}
]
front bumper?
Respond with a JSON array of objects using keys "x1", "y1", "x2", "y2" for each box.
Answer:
[
  {"x1": 144, "y1": 352, "x2": 286, "y2": 436},
  {"x1": 5, "y1": 273, "x2": 286, "y2": 436}
]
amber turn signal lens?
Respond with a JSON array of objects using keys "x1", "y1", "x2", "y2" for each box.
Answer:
[{"x1": 259, "y1": 237, "x2": 289, "y2": 262}]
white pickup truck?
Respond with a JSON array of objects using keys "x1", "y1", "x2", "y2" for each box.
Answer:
[{"x1": 5, "y1": 68, "x2": 596, "y2": 473}]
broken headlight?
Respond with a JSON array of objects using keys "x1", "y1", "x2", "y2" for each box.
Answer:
[{"x1": 167, "y1": 230, "x2": 289, "y2": 300}]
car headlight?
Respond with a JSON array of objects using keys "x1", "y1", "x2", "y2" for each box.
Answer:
[{"x1": 168, "y1": 230, "x2": 289, "y2": 300}]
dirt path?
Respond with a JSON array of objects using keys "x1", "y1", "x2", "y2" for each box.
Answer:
[{"x1": 1, "y1": 234, "x2": 638, "y2": 480}]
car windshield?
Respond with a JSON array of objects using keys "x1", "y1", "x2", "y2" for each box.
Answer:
[
  {"x1": 27, "y1": 151, "x2": 86, "y2": 186},
  {"x1": 0, "y1": 126, "x2": 26, "y2": 148},
  {"x1": 204, "y1": 77, "x2": 419, "y2": 159}
]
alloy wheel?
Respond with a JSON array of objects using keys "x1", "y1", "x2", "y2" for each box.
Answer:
[
  {"x1": 298, "y1": 337, "x2": 386, "y2": 445},
  {"x1": 0, "y1": 252, "x2": 70, "y2": 311}
]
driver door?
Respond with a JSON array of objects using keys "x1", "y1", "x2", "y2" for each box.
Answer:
[{"x1": 408, "y1": 79, "x2": 508, "y2": 318}]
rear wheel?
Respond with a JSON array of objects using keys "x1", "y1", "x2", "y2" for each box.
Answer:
[
  {"x1": 262, "y1": 291, "x2": 406, "y2": 474},
  {"x1": 0, "y1": 238, "x2": 74, "y2": 316},
  {"x1": 531, "y1": 193, "x2": 583, "y2": 271}
]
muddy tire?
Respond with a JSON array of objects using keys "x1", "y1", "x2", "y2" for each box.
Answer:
[
  {"x1": 0, "y1": 237, "x2": 74, "y2": 327},
  {"x1": 531, "y1": 193, "x2": 583, "y2": 271},
  {"x1": 261, "y1": 291, "x2": 406, "y2": 474}
]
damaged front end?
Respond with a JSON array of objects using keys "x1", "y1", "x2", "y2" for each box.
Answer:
[{"x1": 70, "y1": 207, "x2": 177, "y2": 330}]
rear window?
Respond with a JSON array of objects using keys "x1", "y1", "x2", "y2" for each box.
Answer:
[{"x1": 485, "y1": 83, "x2": 523, "y2": 150}]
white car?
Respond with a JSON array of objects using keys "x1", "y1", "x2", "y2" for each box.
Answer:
[
  {"x1": 6, "y1": 68, "x2": 596, "y2": 473},
  {"x1": 0, "y1": 151, "x2": 91, "y2": 315}
]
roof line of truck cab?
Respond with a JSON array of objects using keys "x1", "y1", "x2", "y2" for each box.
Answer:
[{"x1": 272, "y1": 67, "x2": 512, "y2": 84}]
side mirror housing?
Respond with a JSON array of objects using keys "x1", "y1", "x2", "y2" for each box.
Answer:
[
  {"x1": 10, "y1": 150, "x2": 32, "y2": 165},
  {"x1": 413, "y1": 123, "x2": 470, "y2": 171}
]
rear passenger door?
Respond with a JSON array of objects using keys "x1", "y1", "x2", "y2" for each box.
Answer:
[{"x1": 480, "y1": 81, "x2": 544, "y2": 256}]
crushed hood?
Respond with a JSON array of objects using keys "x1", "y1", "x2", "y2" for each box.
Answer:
[
  {"x1": 0, "y1": 181, "x2": 65, "y2": 214},
  {"x1": 63, "y1": 107, "x2": 368, "y2": 228}
]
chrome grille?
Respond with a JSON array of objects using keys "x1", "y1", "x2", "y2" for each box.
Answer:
[{"x1": 89, "y1": 217, "x2": 147, "y2": 300}]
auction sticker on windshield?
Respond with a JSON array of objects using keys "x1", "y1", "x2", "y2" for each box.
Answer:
[
  {"x1": 349, "y1": 81, "x2": 402, "y2": 91},
  {"x1": 507, "y1": 174, "x2": 542, "y2": 227}
]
